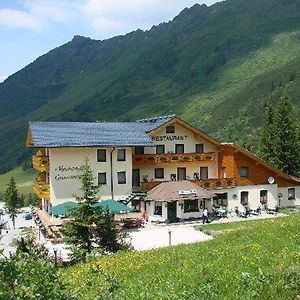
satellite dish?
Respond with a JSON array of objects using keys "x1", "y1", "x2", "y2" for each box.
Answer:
[{"x1": 268, "y1": 176, "x2": 275, "y2": 184}]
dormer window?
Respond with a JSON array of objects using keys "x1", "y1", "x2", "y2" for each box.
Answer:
[{"x1": 166, "y1": 126, "x2": 175, "y2": 134}]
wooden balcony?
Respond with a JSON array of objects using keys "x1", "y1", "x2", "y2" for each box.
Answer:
[
  {"x1": 32, "y1": 154, "x2": 49, "y2": 172},
  {"x1": 140, "y1": 178, "x2": 236, "y2": 192},
  {"x1": 33, "y1": 180, "x2": 50, "y2": 198},
  {"x1": 133, "y1": 152, "x2": 216, "y2": 165}
]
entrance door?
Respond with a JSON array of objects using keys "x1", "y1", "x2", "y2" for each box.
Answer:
[
  {"x1": 177, "y1": 167, "x2": 186, "y2": 181},
  {"x1": 167, "y1": 202, "x2": 177, "y2": 222},
  {"x1": 132, "y1": 169, "x2": 140, "y2": 189}
]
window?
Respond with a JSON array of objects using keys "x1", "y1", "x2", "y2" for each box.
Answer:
[
  {"x1": 240, "y1": 167, "x2": 249, "y2": 178},
  {"x1": 117, "y1": 171, "x2": 126, "y2": 184},
  {"x1": 260, "y1": 190, "x2": 268, "y2": 204},
  {"x1": 166, "y1": 126, "x2": 175, "y2": 134},
  {"x1": 184, "y1": 200, "x2": 199, "y2": 213},
  {"x1": 155, "y1": 168, "x2": 164, "y2": 179},
  {"x1": 97, "y1": 149, "x2": 106, "y2": 162},
  {"x1": 135, "y1": 147, "x2": 144, "y2": 155},
  {"x1": 117, "y1": 149, "x2": 126, "y2": 161},
  {"x1": 154, "y1": 202, "x2": 162, "y2": 215},
  {"x1": 288, "y1": 188, "x2": 296, "y2": 200},
  {"x1": 98, "y1": 172, "x2": 107, "y2": 185},
  {"x1": 200, "y1": 167, "x2": 209, "y2": 179},
  {"x1": 175, "y1": 144, "x2": 184, "y2": 154},
  {"x1": 196, "y1": 144, "x2": 204, "y2": 153},
  {"x1": 156, "y1": 145, "x2": 165, "y2": 154},
  {"x1": 241, "y1": 191, "x2": 249, "y2": 206},
  {"x1": 213, "y1": 193, "x2": 228, "y2": 207}
]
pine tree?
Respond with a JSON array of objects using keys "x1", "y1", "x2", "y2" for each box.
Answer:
[
  {"x1": 259, "y1": 91, "x2": 300, "y2": 176},
  {"x1": 274, "y1": 91, "x2": 300, "y2": 176},
  {"x1": 62, "y1": 159, "x2": 100, "y2": 261},
  {"x1": 5, "y1": 177, "x2": 21, "y2": 229},
  {"x1": 62, "y1": 159, "x2": 130, "y2": 261},
  {"x1": 259, "y1": 101, "x2": 279, "y2": 167}
]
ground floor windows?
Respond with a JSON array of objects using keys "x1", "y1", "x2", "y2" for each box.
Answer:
[
  {"x1": 288, "y1": 188, "x2": 296, "y2": 200},
  {"x1": 154, "y1": 202, "x2": 162, "y2": 215},
  {"x1": 98, "y1": 172, "x2": 107, "y2": 185},
  {"x1": 184, "y1": 200, "x2": 199, "y2": 213},
  {"x1": 117, "y1": 171, "x2": 126, "y2": 184},
  {"x1": 260, "y1": 190, "x2": 268, "y2": 204},
  {"x1": 241, "y1": 191, "x2": 249, "y2": 206},
  {"x1": 213, "y1": 193, "x2": 228, "y2": 207}
]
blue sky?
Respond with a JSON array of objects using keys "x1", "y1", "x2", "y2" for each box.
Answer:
[{"x1": 0, "y1": 0, "x2": 219, "y2": 82}]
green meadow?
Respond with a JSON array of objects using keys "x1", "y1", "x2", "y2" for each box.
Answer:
[
  {"x1": 0, "y1": 165, "x2": 36, "y2": 196},
  {"x1": 62, "y1": 214, "x2": 300, "y2": 299}
]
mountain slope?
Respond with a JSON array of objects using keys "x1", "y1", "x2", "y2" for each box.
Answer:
[{"x1": 1, "y1": 0, "x2": 300, "y2": 172}]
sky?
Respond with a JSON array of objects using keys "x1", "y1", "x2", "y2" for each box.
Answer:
[{"x1": 0, "y1": 0, "x2": 219, "y2": 82}]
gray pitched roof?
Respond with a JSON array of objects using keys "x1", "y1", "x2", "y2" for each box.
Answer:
[{"x1": 29, "y1": 115, "x2": 175, "y2": 148}]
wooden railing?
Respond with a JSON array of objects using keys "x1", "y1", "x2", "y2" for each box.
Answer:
[
  {"x1": 191, "y1": 178, "x2": 236, "y2": 189},
  {"x1": 33, "y1": 180, "x2": 50, "y2": 198},
  {"x1": 140, "y1": 178, "x2": 236, "y2": 192},
  {"x1": 133, "y1": 152, "x2": 216, "y2": 164},
  {"x1": 32, "y1": 154, "x2": 49, "y2": 172}
]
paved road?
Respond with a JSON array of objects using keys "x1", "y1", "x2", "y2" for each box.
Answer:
[{"x1": 0, "y1": 204, "x2": 33, "y2": 258}]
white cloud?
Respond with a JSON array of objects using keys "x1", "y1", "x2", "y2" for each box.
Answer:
[
  {"x1": 23, "y1": 0, "x2": 77, "y2": 22},
  {"x1": 0, "y1": 8, "x2": 40, "y2": 30},
  {"x1": 81, "y1": 0, "x2": 220, "y2": 36}
]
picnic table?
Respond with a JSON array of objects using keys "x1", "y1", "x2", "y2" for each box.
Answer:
[{"x1": 122, "y1": 218, "x2": 142, "y2": 229}]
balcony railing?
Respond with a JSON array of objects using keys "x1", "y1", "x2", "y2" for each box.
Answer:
[
  {"x1": 133, "y1": 152, "x2": 216, "y2": 164},
  {"x1": 140, "y1": 178, "x2": 236, "y2": 192},
  {"x1": 32, "y1": 154, "x2": 49, "y2": 172},
  {"x1": 33, "y1": 180, "x2": 50, "y2": 198}
]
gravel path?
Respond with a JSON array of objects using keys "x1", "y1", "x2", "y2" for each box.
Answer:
[{"x1": 127, "y1": 224, "x2": 213, "y2": 251}]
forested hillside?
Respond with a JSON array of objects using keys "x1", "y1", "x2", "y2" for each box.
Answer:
[{"x1": 1, "y1": 0, "x2": 300, "y2": 173}]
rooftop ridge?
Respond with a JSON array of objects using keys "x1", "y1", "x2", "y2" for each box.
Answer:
[{"x1": 136, "y1": 114, "x2": 176, "y2": 123}]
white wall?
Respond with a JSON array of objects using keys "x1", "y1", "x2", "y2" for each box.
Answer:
[
  {"x1": 211, "y1": 184, "x2": 278, "y2": 211},
  {"x1": 144, "y1": 123, "x2": 217, "y2": 154},
  {"x1": 278, "y1": 186, "x2": 300, "y2": 207},
  {"x1": 49, "y1": 147, "x2": 133, "y2": 206}
]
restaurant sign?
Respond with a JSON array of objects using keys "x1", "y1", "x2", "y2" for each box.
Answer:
[{"x1": 152, "y1": 135, "x2": 188, "y2": 142}]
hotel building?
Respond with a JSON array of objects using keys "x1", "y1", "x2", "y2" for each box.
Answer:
[{"x1": 27, "y1": 115, "x2": 300, "y2": 222}]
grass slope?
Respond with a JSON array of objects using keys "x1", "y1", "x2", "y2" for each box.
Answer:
[
  {"x1": 62, "y1": 215, "x2": 300, "y2": 299},
  {"x1": 0, "y1": 166, "x2": 36, "y2": 196}
]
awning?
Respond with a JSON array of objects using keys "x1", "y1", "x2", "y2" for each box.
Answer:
[{"x1": 51, "y1": 200, "x2": 133, "y2": 217}]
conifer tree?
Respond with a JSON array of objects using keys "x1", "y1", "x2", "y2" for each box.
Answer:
[
  {"x1": 259, "y1": 101, "x2": 279, "y2": 167},
  {"x1": 259, "y1": 91, "x2": 300, "y2": 176},
  {"x1": 62, "y1": 159, "x2": 100, "y2": 261},
  {"x1": 5, "y1": 177, "x2": 21, "y2": 229},
  {"x1": 62, "y1": 159, "x2": 130, "y2": 261},
  {"x1": 274, "y1": 91, "x2": 300, "y2": 176}
]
